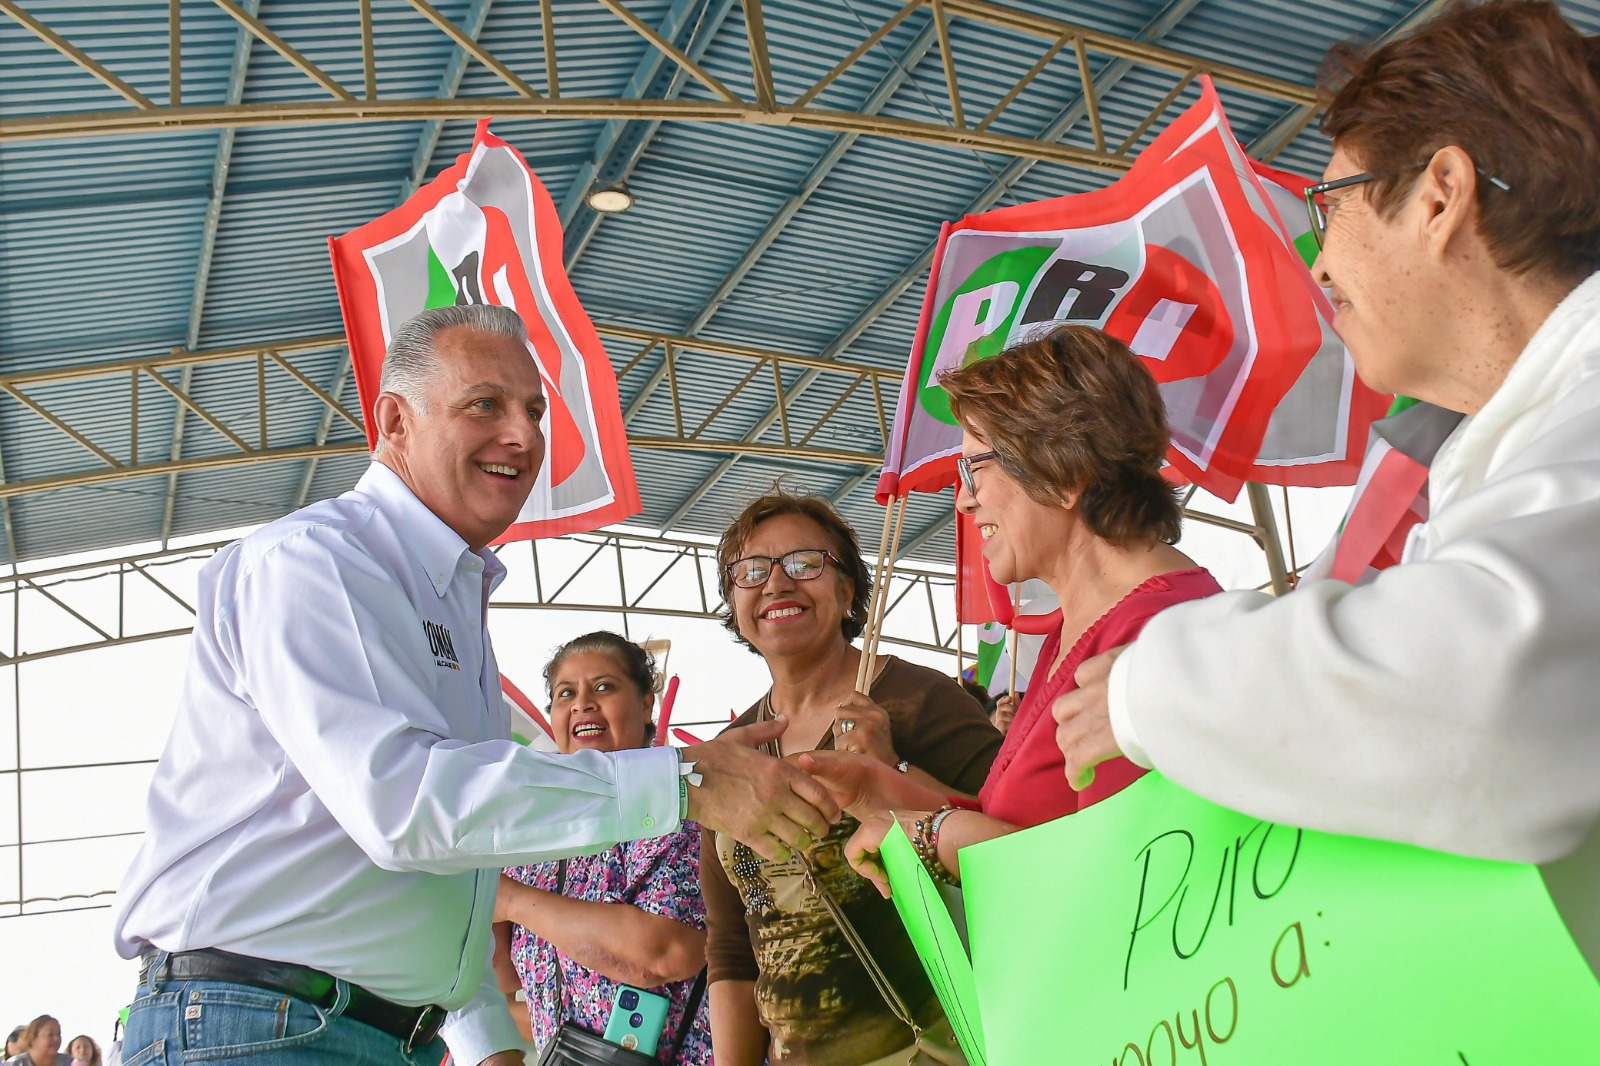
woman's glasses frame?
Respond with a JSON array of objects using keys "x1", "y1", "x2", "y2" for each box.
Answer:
[
  {"x1": 957, "y1": 450, "x2": 999, "y2": 497},
  {"x1": 1304, "y1": 166, "x2": 1512, "y2": 249},
  {"x1": 724, "y1": 548, "x2": 843, "y2": 589}
]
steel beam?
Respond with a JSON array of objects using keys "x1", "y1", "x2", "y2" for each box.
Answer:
[
  {"x1": 651, "y1": 0, "x2": 1209, "y2": 535},
  {"x1": 624, "y1": 13, "x2": 942, "y2": 447},
  {"x1": 1245, "y1": 0, "x2": 1445, "y2": 161},
  {"x1": 399, "y1": 0, "x2": 497, "y2": 200},
  {"x1": 0, "y1": 0, "x2": 155, "y2": 109},
  {"x1": 561, "y1": 0, "x2": 739, "y2": 268},
  {"x1": 402, "y1": 0, "x2": 540, "y2": 99},
  {"x1": 0, "y1": 98, "x2": 1188, "y2": 168},
  {"x1": 298, "y1": 0, "x2": 499, "y2": 509},
  {"x1": 0, "y1": 527, "x2": 962, "y2": 667},
  {"x1": 0, "y1": 0, "x2": 1315, "y2": 155},
  {"x1": 1245, "y1": 482, "x2": 1291, "y2": 596},
  {"x1": 0, "y1": 324, "x2": 897, "y2": 505},
  {"x1": 554, "y1": 0, "x2": 708, "y2": 230},
  {"x1": 0, "y1": 432, "x2": 17, "y2": 566},
  {"x1": 167, "y1": 0, "x2": 263, "y2": 546},
  {"x1": 209, "y1": 0, "x2": 354, "y2": 101}
]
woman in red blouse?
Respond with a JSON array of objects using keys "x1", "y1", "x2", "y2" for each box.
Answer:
[{"x1": 806, "y1": 324, "x2": 1222, "y2": 890}]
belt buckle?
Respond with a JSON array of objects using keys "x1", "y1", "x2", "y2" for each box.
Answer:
[{"x1": 402, "y1": 1004, "x2": 446, "y2": 1054}]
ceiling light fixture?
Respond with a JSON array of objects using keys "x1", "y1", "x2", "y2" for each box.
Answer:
[{"x1": 586, "y1": 182, "x2": 636, "y2": 213}]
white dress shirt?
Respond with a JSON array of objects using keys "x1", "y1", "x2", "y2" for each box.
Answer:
[
  {"x1": 113, "y1": 462, "x2": 682, "y2": 1063},
  {"x1": 1107, "y1": 270, "x2": 1600, "y2": 974}
]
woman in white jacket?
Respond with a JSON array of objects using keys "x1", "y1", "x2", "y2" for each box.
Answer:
[{"x1": 1053, "y1": 0, "x2": 1600, "y2": 976}]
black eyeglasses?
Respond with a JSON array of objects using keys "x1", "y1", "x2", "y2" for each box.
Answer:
[
  {"x1": 725, "y1": 548, "x2": 842, "y2": 589},
  {"x1": 1303, "y1": 167, "x2": 1512, "y2": 249},
  {"x1": 956, "y1": 451, "x2": 998, "y2": 497}
]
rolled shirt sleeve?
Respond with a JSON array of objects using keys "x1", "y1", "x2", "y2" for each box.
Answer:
[{"x1": 441, "y1": 936, "x2": 526, "y2": 1065}]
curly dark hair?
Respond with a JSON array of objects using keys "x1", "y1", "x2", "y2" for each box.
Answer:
[
  {"x1": 939, "y1": 324, "x2": 1181, "y2": 547},
  {"x1": 715, "y1": 487, "x2": 873, "y2": 653},
  {"x1": 543, "y1": 631, "x2": 660, "y2": 744}
]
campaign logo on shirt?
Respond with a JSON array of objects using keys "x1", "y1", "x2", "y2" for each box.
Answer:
[{"x1": 423, "y1": 620, "x2": 460, "y2": 670}]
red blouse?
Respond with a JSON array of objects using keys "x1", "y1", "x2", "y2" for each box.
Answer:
[{"x1": 976, "y1": 568, "x2": 1222, "y2": 829}]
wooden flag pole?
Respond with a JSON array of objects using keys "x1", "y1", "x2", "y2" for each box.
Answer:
[
  {"x1": 955, "y1": 618, "x2": 965, "y2": 685},
  {"x1": 858, "y1": 495, "x2": 909, "y2": 692},
  {"x1": 867, "y1": 496, "x2": 910, "y2": 680},
  {"x1": 1008, "y1": 583, "x2": 1021, "y2": 696},
  {"x1": 856, "y1": 499, "x2": 900, "y2": 692}
]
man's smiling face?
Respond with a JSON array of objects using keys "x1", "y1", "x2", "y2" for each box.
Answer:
[{"x1": 380, "y1": 324, "x2": 547, "y2": 550}]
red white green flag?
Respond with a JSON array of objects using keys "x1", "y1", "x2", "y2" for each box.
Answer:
[
  {"x1": 1245, "y1": 160, "x2": 1392, "y2": 490},
  {"x1": 1312, "y1": 398, "x2": 1460, "y2": 584},
  {"x1": 329, "y1": 119, "x2": 640, "y2": 540},
  {"x1": 880, "y1": 77, "x2": 1387, "y2": 509}
]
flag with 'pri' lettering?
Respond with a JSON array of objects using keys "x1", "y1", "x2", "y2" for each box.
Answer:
[
  {"x1": 879, "y1": 77, "x2": 1388, "y2": 509},
  {"x1": 329, "y1": 119, "x2": 640, "y2": 540}
]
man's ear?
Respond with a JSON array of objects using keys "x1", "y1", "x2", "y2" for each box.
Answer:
[
  {"x1": 1416, "y1": 145, "x2": 1480, "y2": 260},
  {"x1": 373, "y1": 392, "x2": 409, "y2": 452}
]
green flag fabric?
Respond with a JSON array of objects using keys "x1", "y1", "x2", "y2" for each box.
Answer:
[{"x1": 974, "y1": 623, "x2": 1006, "y2": 691}]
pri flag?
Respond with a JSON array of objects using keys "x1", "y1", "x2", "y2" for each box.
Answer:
[
  {"x1": 879, "y1": 77, "x2": 1388, "y2": 509},
  {"x1": 329, "y1": 119, "x2": 640, "y2": 540},
  {"x1": 1310, "y1": 399, "x2": 1462, "y2": 585}
]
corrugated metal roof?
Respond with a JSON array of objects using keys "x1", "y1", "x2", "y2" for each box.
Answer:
[{"x1": 4, "y1": 0, "x2": 1593, "y2": 569}]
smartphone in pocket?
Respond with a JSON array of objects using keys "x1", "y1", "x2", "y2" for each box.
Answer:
[{"x1": 602, "y1": 985, "x2": 671, "y2": 1056}]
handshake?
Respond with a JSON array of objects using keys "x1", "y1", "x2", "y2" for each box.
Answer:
[{"x1": 680, "y1": 701, "x2": 946, "y2": 866}]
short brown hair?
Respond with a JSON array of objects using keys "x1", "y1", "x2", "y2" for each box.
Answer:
[
  {"x1": 939, "y1": 325, "x2": 1181, "y2": 546},
  {"x1": 1321, "y1": 0, "x2": 1600, "y2": 281},
  {"x1": 716, "y1": 487, "x2": 872, "y2": 651},
  {"x1": 19, "y1": 1017, "x2": 58, "y2": 1049}
]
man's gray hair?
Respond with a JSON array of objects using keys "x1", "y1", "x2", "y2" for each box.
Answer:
[{"x1": 378, "y1": 303, "x2": 529, "y2": 412}]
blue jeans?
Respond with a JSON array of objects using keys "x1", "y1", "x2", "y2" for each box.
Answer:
[{"x1": 120, "y1": 952, "x2": 448, "y2": 1065}]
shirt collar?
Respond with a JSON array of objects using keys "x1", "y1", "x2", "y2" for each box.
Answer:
[{"x1": 355, "y1": 462, "x2": 506, "y2": 598}]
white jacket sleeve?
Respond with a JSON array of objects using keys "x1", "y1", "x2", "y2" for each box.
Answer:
[{"x1": 1113, "y1": 369, "x2": 1600, "y2": 865}]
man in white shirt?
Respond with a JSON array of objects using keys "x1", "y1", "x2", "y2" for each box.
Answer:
[
  {"x1": 113, "y1": 303, "x2": 839, "y2": 1065},
  {"x1": 1050, "y1": 1, "x2": 1600, "y2": 977}
]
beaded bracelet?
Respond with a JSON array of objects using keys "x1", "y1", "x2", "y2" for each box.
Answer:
[{"x1": 912, "y1": 804, "x2": 960, "y2": 885}]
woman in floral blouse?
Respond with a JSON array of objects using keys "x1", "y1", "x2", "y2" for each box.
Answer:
[{"x1": 497, "y1": 631, "x2": 712, "y2": 1065}]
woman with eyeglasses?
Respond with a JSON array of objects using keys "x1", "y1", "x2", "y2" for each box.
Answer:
[
  {"x1": 805, "y1": 325, "x2": 1222, "y2": 895},
  {"x1": 701, "y1": 489, "x2": 1002, "y2": 1066},
  {"x1": 1047, "y1": 0, "x2": 1600, "y2": 979}
]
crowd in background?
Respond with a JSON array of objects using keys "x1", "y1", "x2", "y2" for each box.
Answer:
[
  {"x1": 4, "y1": 1019, "x2": 105, "y2": 1066},
  {"x1": 484, "y1": 3, "x2": 1600, "y2": 1055},
  {"x1": 485, "y1": 319, "x2": 1224, "y2": 1065},
  {"x1": 97, "y1": 3, "x2": 1600, "y2": 1062}
]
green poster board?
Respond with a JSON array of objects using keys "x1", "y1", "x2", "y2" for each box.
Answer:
[
  {"x1": 881, "y1": 821, "x2": 988, "y2": 1065},
  {"x1": 901, "y1": 773, "x2": 1599, "y2": 1064}
]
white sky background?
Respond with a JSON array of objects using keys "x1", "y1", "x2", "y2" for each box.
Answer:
[{"x1": 0, "y1": 482, "x2": 1349, "y2": 1048}]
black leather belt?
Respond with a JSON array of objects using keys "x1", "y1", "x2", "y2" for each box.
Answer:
[{"x1": 140, "y1": 947, "x2": 446, "y2": 1053}]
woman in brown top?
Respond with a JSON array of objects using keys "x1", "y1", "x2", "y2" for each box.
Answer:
[{"x1": 703, "y1": 489, "x2": 1002, "y2": 1066}]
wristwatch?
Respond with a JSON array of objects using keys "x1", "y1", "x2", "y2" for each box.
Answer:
[{"x1": 677, "y1": 748, "x2": 704, "y2": 820}]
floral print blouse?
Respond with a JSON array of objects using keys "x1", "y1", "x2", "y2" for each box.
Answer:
[{"x1": 504, "y1": 821, "x2": 712, "y2": 1065}]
